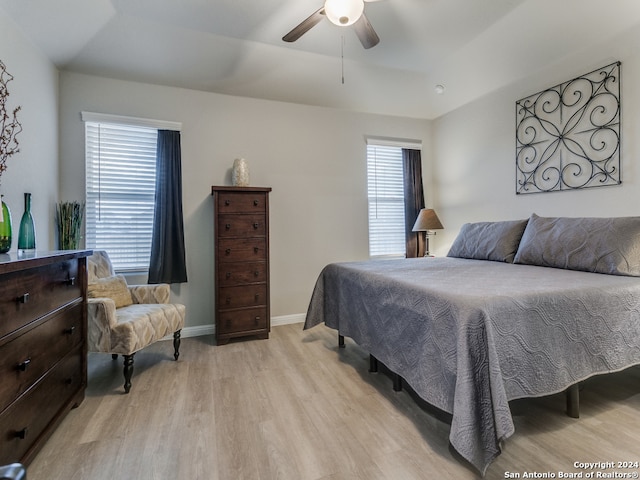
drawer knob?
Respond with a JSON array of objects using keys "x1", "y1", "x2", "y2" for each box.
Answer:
[
  {"x1": 225, "y1": 223, "x2": 231, "y2": 230},
  {"x1": 225, "y1": 200, "x2": 230, "y2": 206},
  {"x1": 254, "y1": 316, "x2": 261, "y2": 324},
  {"x1": 16, "y1": 427, "x2": 28, "y2": 440},
  {"x1": 255, "y1": 294, "x2": 260, "y2": 301},
  {"x1": 18, "y1": 292, "x2": 30, "y2": 304},
  {"x1": 254, "y1": 247, "x2": 259, "y2": 254},
  {"x1": 226, "y1": 272, "x2": 231, "y2": 279},
  {"x1": 254, "y1": 271, "x2": 259, "y2": 277},
  {"x1": 253, "y1": 223, "x2": 259, "y2": 229},
  {"x1": 253, "y1": 200, "x2": 259, "y2": 206},
  {"x1": 225, "y1": 297, "x2": 231, "y2": 304},
  {"x1": 64, "y1": 326, "x2": 76, "y2": 335},
  {"x1": 17, "y1": 358, "x2": 31, "y2": 372},
  {"x1": 65, "y1": 378, "x2": 73, "y2": 386},
  {"x1": 65, "y1": 276, "x2": 76, "y2": 286},
  {"x1": 225, "y1": 248, "x2": 231, "y2": 255}
]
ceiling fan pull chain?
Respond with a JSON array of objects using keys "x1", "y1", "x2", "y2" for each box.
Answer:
[{"x1": 341, "y1": 35, "x2": 345, "y2": 84}]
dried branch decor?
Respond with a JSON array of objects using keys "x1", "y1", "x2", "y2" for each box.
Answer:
[{"x1": 0, "y1": 60, "x2": 22, "y2": 187}]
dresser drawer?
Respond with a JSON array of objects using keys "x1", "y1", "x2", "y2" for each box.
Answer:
[
  {"x1": 0, "y1": 348, "x2": 83, "y2": 464},
  {"x1": 218, "y1": 307, "x2": 268, "y2": 334},
  {"x1": 217, "y1": 213, "x2": 266, "y2": 237},
  {"x1": 218, "y1": 284, "x2": 267, "y2": 310},
  {"x1": 0, "y1": 303, "x2": 83, "y2": 412},
  {"x1": 0, "y1": 260, "x2": 81, "y2": 340},
  {"x1": 218, "y1": 262, "x2": 267, "y2": 287},
  {"x1": 217, "y1": 238, "x2": 267, "y2": 263},
  {"x1": 216, "y1": 192, "x2": 267, "y2": 214}
]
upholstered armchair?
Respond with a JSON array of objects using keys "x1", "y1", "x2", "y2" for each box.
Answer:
[{"x1": 87, "y1": 250, "x2": 186, "y2": 393}]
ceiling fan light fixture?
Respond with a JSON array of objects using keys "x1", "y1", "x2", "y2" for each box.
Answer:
[{"x1": 324, "y1": 0, "x2": 365, "y2": 27}]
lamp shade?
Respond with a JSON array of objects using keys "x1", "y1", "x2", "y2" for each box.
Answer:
[
  {"x1": 324, "y1": 0, "x2": 365, "y2": 26},
  {"x1": 412, "y1": 208, "x2": 444, "y2": 232}
]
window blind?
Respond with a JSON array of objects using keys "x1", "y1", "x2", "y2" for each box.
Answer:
[
  {"x1": 366, "y1": 144, "x2": 406, "y2": 257},
  {"x1": 85, "y1": 121, "x2": 158, "y2": 272}
]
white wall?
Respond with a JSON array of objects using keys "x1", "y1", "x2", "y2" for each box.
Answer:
[
  {"x1": 0, "y1": 8, "x2": 59, "y2": 250},
  {"x1": 58, "y1": 72, "x2": 431, "y2": 329},
  {"x1": 431, "y1": 23, "x2": 640, "y2": 256}
]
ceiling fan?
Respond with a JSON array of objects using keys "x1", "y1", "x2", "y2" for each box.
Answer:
[{"x1": 282, "y1": 0, "x2": 381, "y2": 49}]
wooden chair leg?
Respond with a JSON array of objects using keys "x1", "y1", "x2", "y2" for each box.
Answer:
[
  {"x1": 123, "y1": 354, "x2": 134, "y2": 394},
  {"x1": 173, "y1": 330, "x2": 182, "y2": 361}
]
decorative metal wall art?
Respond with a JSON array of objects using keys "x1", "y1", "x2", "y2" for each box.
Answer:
[{"x1": 516, "y1": 62, "x2": 621, "y2": 194}]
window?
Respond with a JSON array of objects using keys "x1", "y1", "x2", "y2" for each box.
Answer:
[
  {"x1": 83, "y1": 112, "x2": 182, "y2": 272},
  {"x1": 366, "y1": 139, "x2": 423, "y2": 258},
  {"x1": 85, "y1": 120, "x2": 158, "y2": 272},
  {"x1": 367, "y1": 144, "x2": 406, "y2": 257}
]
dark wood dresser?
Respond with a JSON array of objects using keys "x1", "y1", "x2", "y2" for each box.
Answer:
[
  {"x1": 0, "y1": 250, "x2": 91, "y2": 466},
  {"x1": 211, "y1": 186, "x2": 271, "y2": 345}
]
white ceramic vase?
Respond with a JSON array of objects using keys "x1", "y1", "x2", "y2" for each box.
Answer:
[{"x1": 232, "y1": 158, "x2": 250, "y2": 186}]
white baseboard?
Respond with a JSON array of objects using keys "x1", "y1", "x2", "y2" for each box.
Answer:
[
  {"x1": 271, "y1": 313, "x2": 305, "y2": 326},
  {"x1": 180, "y1": 324, "x2": 215, "y2": 338},
  {"x1": 166, "y1": 313, "x2": 305, "y2": 340}
]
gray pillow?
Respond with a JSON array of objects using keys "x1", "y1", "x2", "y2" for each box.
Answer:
[
  {"x1": 513, "y1": 213, "x2": 640, "y2": 276},
  {"x1": 447, "y1": 219, "x2": 529, "y2": 263}
]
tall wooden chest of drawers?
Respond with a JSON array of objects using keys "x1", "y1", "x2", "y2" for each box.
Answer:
[
  {"x1": 211, "y1": 186, "x2": 271, "y2": 345},
  {"x1": 0, "y1": 250, "x2": 91, "y2": 466}
]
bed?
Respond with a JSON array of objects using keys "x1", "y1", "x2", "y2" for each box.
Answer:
[{"x1": 304, "y1": 214, "x2": 640, "y2": 475}]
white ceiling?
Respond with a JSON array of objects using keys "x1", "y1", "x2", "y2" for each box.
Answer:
[{"x1": 2, "y1": 0, "x2": 640, "y2": 119}]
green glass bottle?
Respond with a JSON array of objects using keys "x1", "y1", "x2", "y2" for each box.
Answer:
[
  {"x1": 18, "y1": 192, "x2": 35, "y2": 251},
  {"x1": 0, "y1": 195, "x2": 11, "y2": 253}
]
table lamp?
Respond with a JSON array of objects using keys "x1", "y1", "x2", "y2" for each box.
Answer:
[{"x1": 412, "y1": 208, "x2": 444, "y2": 256}]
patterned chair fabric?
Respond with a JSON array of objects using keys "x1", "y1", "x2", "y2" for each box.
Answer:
[{"x1": 86, "y1": 250, "x2": 186, "y2": 393}]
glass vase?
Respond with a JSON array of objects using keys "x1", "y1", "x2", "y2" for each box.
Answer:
[
  {"x1": 56, "y1": 201, "x2": 84, "y2": 250},
  {"x1": 0, "y1": 195, "x2": 11, "y2": 254},
  {"x1": 18, "y1": 192, "x2": 36, "y2": 251}
]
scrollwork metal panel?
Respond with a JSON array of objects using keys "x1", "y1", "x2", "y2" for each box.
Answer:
[{"x1": 516, "y1": 62, "x2": 621, "y2": 194}]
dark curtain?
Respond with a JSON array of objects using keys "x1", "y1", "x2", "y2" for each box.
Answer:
[
  {"x1": 148, "y1": 130, "x2": 188, "y2": 284},
  {"x1": 402, "y1": 148, "x2": 425, "y2": 258}
]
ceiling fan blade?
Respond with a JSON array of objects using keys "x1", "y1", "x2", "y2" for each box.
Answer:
[
  {"x1": 353, "y1": 13, "x2": 379, "y2": 49},
  {"x1": 282, "y1": 7, "x2": 325, "y2": 43}
]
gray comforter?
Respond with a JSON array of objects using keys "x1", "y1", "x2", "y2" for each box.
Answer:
[{"x1": 304, "y1": 257, "x2": 640, "y2": 474}]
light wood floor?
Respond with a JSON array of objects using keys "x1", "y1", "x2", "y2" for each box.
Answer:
[{"x1": 28, "y1": 323, "x2": 640, "y2": 480}]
